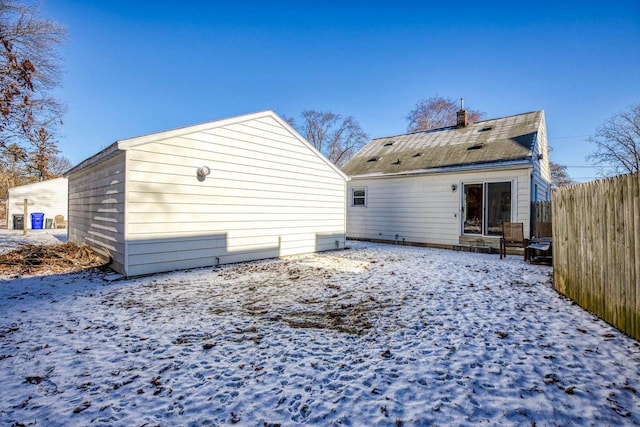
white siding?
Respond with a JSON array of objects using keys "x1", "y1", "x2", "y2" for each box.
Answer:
[
  {"x1": 347, "y1": 167, "x2": 532, "y2": 247},
  {"x1": 124, "y1": 115, "x2": 346, "y2": 276},
  {"x1": 532, "y1": 112, "x2": 552, "y2": 201},
  {"x1": 68, "y1": 153, "x2": 126, "y2": 273},
  {"x1": 7, "y1": 178, "x2": 68, "y2": 229}
]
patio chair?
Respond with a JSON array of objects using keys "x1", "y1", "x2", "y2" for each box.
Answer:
[
  {"x1": 54, "y1": 214, "x2": 66, "y2": 228},
  {"x1": 533, "y1": 222, "x2": 552, "y2": 238},
  {"x1": 527, "y1": 222, "x2": 553, "y2": 264},
  {"x1": 500, "y1": 222, "x2": 525, "y2": 259}
]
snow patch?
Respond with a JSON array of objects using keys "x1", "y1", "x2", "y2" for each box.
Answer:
[{"x1": 0, "y1": 238, "x2": 638, "y2": 426}]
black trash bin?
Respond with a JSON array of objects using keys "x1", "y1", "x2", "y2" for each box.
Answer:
[{"x1": 13, "y1": 214, "x2": 24, "y2": 230}]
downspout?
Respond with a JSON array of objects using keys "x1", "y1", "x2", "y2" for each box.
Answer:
[
  {"x1": 343, "y1": 179, "x2": 348, "y2": 249},
  {"x1": 123, "y1": 149, "x2": 129, "y2": 277}
]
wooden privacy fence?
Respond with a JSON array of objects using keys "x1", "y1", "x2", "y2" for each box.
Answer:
[
  {"x1": 532, "y1": 200, "x2": 552, "y2": 224},
  {"x1": 531, "y1": 201, "x2": 552, "y2": 237},
  {"x1": 553, "y1": 173, "x2": 639, "y2": 340}
]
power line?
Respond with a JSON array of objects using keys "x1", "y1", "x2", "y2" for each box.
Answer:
[{"x1": 550, "y1": 135, "x2": 590, "y2": 140}]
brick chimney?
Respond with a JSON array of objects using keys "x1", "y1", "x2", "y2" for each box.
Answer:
[
  {"x1": 456, "y1": 98, "x2": 468, "y2": 128},
  {"x1": 456, "y1": 109, "x2": 468, "y2": 128}
]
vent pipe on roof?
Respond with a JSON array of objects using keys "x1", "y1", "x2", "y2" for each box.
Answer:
[{"x1": 456, "y1": 97, "x2": 468, "y2": 128}]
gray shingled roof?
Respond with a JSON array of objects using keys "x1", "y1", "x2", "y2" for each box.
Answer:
[{"x1": 341, "y1": 110, "x2": 543, "y2": 177}]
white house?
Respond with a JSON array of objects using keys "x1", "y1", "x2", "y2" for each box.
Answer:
[
  {"x1": 64, "y1": 110, "x2": 347, "y2": 277},
  {"x1": 341, "y1": 109, "x2": 551, "y2": 250},
  {"x1": 7, "y1": 177, "x2": 68, "y2": 230}
]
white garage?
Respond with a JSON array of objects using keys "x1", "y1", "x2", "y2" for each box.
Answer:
[{"x1": 65, "y1": 110, "x2": 347, "y2": 277}]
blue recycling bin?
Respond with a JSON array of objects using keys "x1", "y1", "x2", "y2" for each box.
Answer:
[{"x1": 31, "y1": 212, "x2": 45, "y2": 230}]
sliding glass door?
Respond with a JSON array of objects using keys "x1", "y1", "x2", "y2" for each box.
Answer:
[
  {"x1": 463, "y1": 184, "x2": 483, "y2": 234},
  {"x1": 463, "y1": 181, "x2": 512, "y2": 236}
]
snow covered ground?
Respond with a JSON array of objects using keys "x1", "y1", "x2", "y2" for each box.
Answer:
[{"x1": 0, "y1": 231, "x2": 638, "y2": 426}]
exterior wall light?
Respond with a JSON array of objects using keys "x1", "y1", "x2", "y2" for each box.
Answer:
[
  {"x1": 197, "y1": 165, "x2": 211, "y2": 181},
  {"x1": 451, "y1": 183, "x2": 458, "y2": 193}
]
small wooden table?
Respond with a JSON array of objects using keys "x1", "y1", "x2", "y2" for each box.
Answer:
[{"x1": 525, "y1": 237, "x2": 553, "y2": 264}]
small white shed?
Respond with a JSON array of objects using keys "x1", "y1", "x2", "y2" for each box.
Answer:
[
  {"x1": 65, "y1": 110, "x2": 347, "y2": 277},
  {"x1": 7, "y1": 177, "x2": 68, "y2": 230}
]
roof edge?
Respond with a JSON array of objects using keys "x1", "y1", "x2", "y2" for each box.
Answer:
[
  {"x1": 64, "y1": 142, "x2": 120, "y2": 177},
  {"x1": 117, "y1": 109, "x2": 277, "y2": 149},
  {"x1": 65, "y1": 110, "x2": 348, "y2": 181},
  {"x1": 347, "y1": 159, "x2": 533, "y2": 179},
  {"x1": 370, "y1": 110, "x2": 543, "y2": 141},
  {"x1": 8, "y1": 176, "x2": 67, "y2": 193},
  {"x1": 267, "y1": 113, "x2": 349, "y2": 181}
]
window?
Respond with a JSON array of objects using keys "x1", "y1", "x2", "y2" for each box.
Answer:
[
  {"x1": 463, "y1": 181, "x2": 512, "y2": 236},
  {"x1": 352, "y1": 188, "x2": 366, "y2": 206},
  {"x1": 486, "y1": 182, "x2": 511, "y2": 235}
]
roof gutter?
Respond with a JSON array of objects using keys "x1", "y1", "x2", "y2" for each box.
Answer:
[{"x1": 348, "y1": 159, "x2": 532, "y2": 180}]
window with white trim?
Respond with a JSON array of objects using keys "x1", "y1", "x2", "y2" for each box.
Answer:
[{"x1": 352, "y1": 187, "x2": 366, "y2": 206}]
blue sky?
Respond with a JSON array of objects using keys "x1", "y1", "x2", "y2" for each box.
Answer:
[{"x1": 44, "y1": 1, "x2": 640, "y2": 182}]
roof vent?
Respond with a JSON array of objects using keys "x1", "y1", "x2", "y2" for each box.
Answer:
[
  {"x1": 367, "y1": 157, "x2": 379, "y2": 162},
  {"x1": 479, "y1": 126, "x2": 493, "y2": 132},
  {"x1": 467, "y1": 143, "x2": 484, "y2": 150},
  {"x1": 412, "y1": 153, "x2": 422, "y2": 157},
  {"x1": 392, "y1": 159, "x2": 401, "y2": 165},
  {"x1": 383, "y1": 142, "x2": 394, "y2": 146}
]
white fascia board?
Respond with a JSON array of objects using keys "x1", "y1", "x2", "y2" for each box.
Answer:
[
  {"x1": 8, "y1": 177, "x2": 67, "y2": 193},
  {"x1": 267, "y1": 113, "x2": 349, "y2": 181},
  {"x1": 117, "y1": 110, "x2": 277, "y2": 149},
  {"x1": 64, "y1": 142, "x2": 120, "y2": 176}
]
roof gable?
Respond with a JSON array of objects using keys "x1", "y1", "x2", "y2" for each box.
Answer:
[
  {"x1": 342, "y1": 110, "x2": 543, "y2": 177},
  {"x1": 118, "y1": 110, "x2": 281, "y2": 148},
  {"x1": 66, "y1": 110, "x2": 346, "y2": 180}
]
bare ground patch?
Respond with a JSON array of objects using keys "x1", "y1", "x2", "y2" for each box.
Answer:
[
  {"x1": 0, "y1": 243, "x2": 106, "y2": 277},
  {"x1": 104, "y1": 253, "x2": 387, "y2": 336}
]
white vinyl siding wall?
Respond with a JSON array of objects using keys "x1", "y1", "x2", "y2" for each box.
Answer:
[
  {"x1": 68, "y1": 153, "x2": 126, "y2": 273},
  {"x1": 532, "y1": 113, "x2": 551, "y2": 201},
  {"x1": 7, "y1": 178, "x2": 68, "y2": 229},
  {"x1": 124, "y1": 115, "x2": 346, "y2": 276},
  {"x1": 347, "y1": 167, "x2": 532, "y2": 246}
]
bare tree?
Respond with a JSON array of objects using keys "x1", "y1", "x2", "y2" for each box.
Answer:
[
  {"x1": 27, "y1": 126, "x2": 58, "y2": 179},
  {"x1": 406, "y1": 96, "x2": 485, "y2": 132},
  {"x1": 586, "y1": 104, "x2": 640, "y2": 176},
  {"x1": 550, "y1": 161, "x2": 575, "y2": 188},
  {"x1": 291, "y1": 110, "x2": 369, "y2": 167},
  {"x1": 0, "y1": 0, "x2": 65, "y2": 149},
  {"x1": 47, "y1": 153, "x2": 72, "y2": 176},
  {"x1": 0, "y1": 141, "x2": 27, "y2": 197}
]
